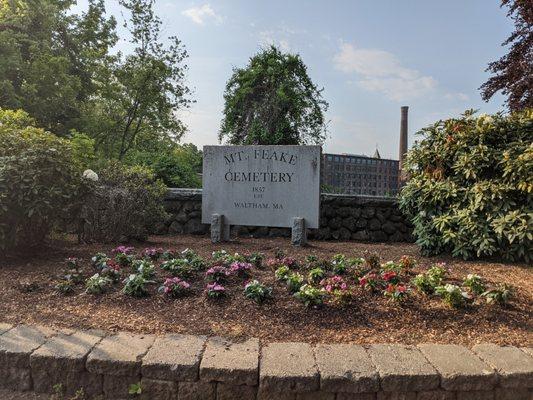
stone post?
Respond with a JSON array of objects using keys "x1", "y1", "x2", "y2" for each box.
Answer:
[
  {"x1": 211, "y1": 214, "x2": 230, "y2": 243},
  {"x1": 291, "y1": 217, "x2": 307, "y2": 246}
]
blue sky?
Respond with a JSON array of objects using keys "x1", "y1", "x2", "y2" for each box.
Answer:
[{"x1": 75, "y1": 0, "x2": 513, "y2": 160}]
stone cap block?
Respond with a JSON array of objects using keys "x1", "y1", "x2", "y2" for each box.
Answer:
[
  {"x1": 315, "y1": 343, "x2": 379, "y2": 393},
  {"x1": 200, "y1": 337, "x2": 259, "y2": 386},
  {"x1": 260, "y1": 342, "x2": 319, "y2": 393},
  {"x1": 86, "y1": 332, "x2": 155, "y2": 377},
  {"x1": 30, "y1": 330, "x2": 105, "y2": 372},
  {"x1": 367, "y1": 344, "x2": 439, "y2": 392},
  {"x1": 418, "y1": 344, "x2": 497, "y2": 391},
  {"x1": 472, "y1": 344, "x2": 533, "y2": 388},
  {"x1": 0, "y1": 325, "x2": 56, "y2": 368},
  {"x1": 0, "y1": 323, "x2": 13, "y2": 335},
  {"x1": 142, "y1": 333, "x2": 206, "y2": 381}
]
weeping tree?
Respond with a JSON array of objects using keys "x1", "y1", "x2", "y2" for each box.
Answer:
[{"x1": 220, "y1": 46, "x2": 329, "y2": 145}]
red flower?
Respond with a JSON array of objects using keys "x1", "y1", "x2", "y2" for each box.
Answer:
[
  {"x1": 359, "y1": 278, "x2": 367, "y2": 286},
  {"x1": 386, "y1": 284, "x2": 394, "y2": 293},
  {"x1": 397, "y1": 285, "x2": 407, "y2": 293},
  {"x1": 382, "y1": 271, "x2": 397, "y2": 282}
]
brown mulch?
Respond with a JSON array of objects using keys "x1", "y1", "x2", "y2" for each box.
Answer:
[{"x1": 1, "y1": 235, "x2": 531, "y2": 346}]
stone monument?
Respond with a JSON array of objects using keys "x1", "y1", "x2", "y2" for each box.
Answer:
[{"x1": 202, "y1": 145, "x2": 321, "y2": 245}]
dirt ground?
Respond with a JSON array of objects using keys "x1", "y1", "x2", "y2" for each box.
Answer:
[{"x1": 1, "y1": 235, "x2": 531, "y2": 346}]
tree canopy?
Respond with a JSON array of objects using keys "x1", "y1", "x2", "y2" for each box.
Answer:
[
  {"x1": 219, "y1": 46, "x2": 329, "y2": 145},
  {"x1": 480, "y1": 0, "x2": 532, "y2": 111}
]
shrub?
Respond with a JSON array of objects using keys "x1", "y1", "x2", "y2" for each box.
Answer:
[
  {"x1": 0, "y1": 108, "x2": 86, "y2": 251},
  {"x1": 243, "y1": 280, "x2": 272, "y2": 304},
  {"x1": 122, "y1": 274, "x2": 152, "y2": 297},
  {"x1": 435, "y1": 284, "x2": 469, "y2": 308},
  {"x1": 463, "y1": 274, "x2": 486, "y2": 295},
  {"x1": 159, "y1": 277, "x2": 191, "y2": 298},
  {"x1": 482, "y1": 284, "x2": 513, "y2": 305},
  {"x1": 399, "y1": 110, "x2": 533, "y2": 262},
  {"x1": 80, "y1": 161, "x2": 168, "y2": 242},
  {"x1": 206, "y1": 283, "x2": 226, "y2": 299},
  {"x1": 294, "y1": 284, "x2": 325, "y2": 307},
  {"x1": 85, "y1": 274, "x2": 112, "y2": 294}
]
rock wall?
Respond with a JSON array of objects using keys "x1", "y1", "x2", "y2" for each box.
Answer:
[{"x1": 157, "y1": 188, "x2": 413, "y2": 242}]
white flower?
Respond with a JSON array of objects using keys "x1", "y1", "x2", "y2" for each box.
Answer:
[{"x1": 83, "y1": 169, "x2": 99, "y2": 181}]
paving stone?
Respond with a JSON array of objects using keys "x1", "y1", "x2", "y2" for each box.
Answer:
[
  {"x1": 142, "y1": 334, "x2": 206, "y2": 381},
  {"x1": 260, "y1": 342, "x2": 319, "y2": 392},
  {"x1": 367, "y1": 344, "x2": 439, "y2": 392},
  {"x1": 296, "y1": 391, "x2": 336, "y2": 400},
  {"x1": 103, "y1": 374, "x2": 140, "y2": 399},
  {"x1": 416, "y1": 390, "x2": 456, "y2": 400},
  {"x1": 315, "y1": 343, "x2": 379, "y2": 393},
  {"x1": 493, "y1": 387, "x2": 530, "y2": 400},
  {"x1": 0, "y1": 367, "x2": 32, "y2": 391},
  {"x1": 472, "y1": 344, "x2": 533, "y2": 388},
  {"x1": 177, "y1": 381, "x2": 216, "y2": 400},
  {"x1": 30, "y1": 329, "x2": 104, "y2": 391},
  {"x1": 418, "y1": 344, "x2": 496, "y2": 391},
  {"x1": 336, "y1": 393, "x2": 377, "y2": 400},
  {"x1": 0, "y1": 323, "x2": 13, "y2": 335},
  {"x1": 455, "y1": 391, "x2": 494, "y2": 400},
  {"x1": 520, "y1": 348, "x2": 533, "y2": 358},
  {"x1": 216, "y1": 383, "x2": 257, "y2": 400},
  {"x1": 140, "y1": 378, "x2": 177, "y2": 400},
  {"x1": 86, "y1": 332, "x2": 155, "y2": 376},
  {"x1": 200, "y1": 337, "x2": 259, "y2": 385},
  {"x1": 377, "y1": 392, "x2": 417, "y2": 400},
  {"x1": 0, "y1": 325, "x2": 56, "y2": 369}
]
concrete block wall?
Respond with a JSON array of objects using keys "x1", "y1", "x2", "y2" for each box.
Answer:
[
  {"x1": 156, "y1": 189, "x2": 413, "y2": 242},
  {"x1": 1, "y1": 323, "x2": 532, "y2": 399}
]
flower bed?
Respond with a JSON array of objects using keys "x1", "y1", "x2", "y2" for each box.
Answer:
[{"x1": 1, "y1": 236, "x2": 531, "y2": 345}]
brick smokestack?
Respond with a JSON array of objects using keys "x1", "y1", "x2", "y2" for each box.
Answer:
[{"x1": 399, "y1": 106, "x2": 408, "y2": 172}]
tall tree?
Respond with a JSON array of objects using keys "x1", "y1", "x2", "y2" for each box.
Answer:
[
  {"x1": 220, "y1": 46, "x2": 328, "y2": 145},
  {"x1": 84, "y1": 0, "x2": 193, "y2": 159},
  {"x1": 0, "y1": 0, "x2": 117, "y2": 135},
  {"x1": 480, "y1": 0, "x2": 532, "y2": 111}
]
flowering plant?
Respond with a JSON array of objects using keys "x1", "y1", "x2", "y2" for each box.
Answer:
[
  {"x1": 91, "y1": 253, "x2": 110, "y2": 270},
  {"x1": 161, "y1": 259, "x2": 194, "y2": 278},
  {"x1": 114, "y1": 252, "x2": 135, "y2": 268},
  {"x1": 281, "y1": 257, "x2": 297, "y2": 269},
  {"x1": 383, "y1": 283, "x2": 409, "y2": 302},
  {"x1": 412, "y1": 264, "x2": 447, "y2": 295},
  {"x1": 274, "y1": 266, "x2": 290, "y2": 281},
  {"x1": 243, "y1": 280, "x2": 272, "y2": 304},
  {"x1": 363, "y1": 251, "x2": 381, "y2": 269},
  {"x1": 381, "y1": 270, "x2": 400, "y2": 284},
  {"x1": 112, "y1": 246, "x2": 135, "y2": 255},
  {"x1": 331, "y1": 254, "x2": 348, "y2": 274},
  {"x1": 205, "y1": 265, "x2": 231, "y2": 283},
  {"x1": 161, "y1": 249, "x2": 177, "y2": 260},
  {"x1": 66, "y1": 257, "x2": 80, "y2": 270},
  {"x1": 294, "y1": 284, "x2": 325, "y2": 307},
  {"x1": 247, "y1": 252, "x2": 264, "y2": 268},
  {"x1": 85, "y1": 274, "x2": 112, "y2": 295},
  {"x1": 132, "y1": 260, "x2": 156, "y2": 279},
  {"x1": 206, "y1": 283, "x2": 226, "y2": 299},
  {"x1": 229, "y1": 261, "x2": 253, "y2": 277},
  {"x1": 435, "y1": 284, "x2": 469, "y2": 308},
  {"x1": 399, "y1": 255, "x2": 416, "y2": 270},
  {"x1": 142, "y1": 247, "x2": 164, "y2": 260},
  {"x1": 55, "y1": 280, "x2": 74, "y2": 295},
  {"x1": 285, "y1": 272, "x2": 304, "y2": 293},
  {"x1": 320, "y1": 275, "x2": 348, "y2": 293},
  {"x1": 463, "y1": 274, "x2": 486, "y2": 295},
  {"x1": 380, "y1": 261, "x2": 402, "y2": 274},
  {"x1": 63, "y1": 257, "x2": 84, "y2": 284},
  {"x1": 359, "y1": 272, "x2": 381, "y2": 291},
  {"x1": 122, "y1": 274, "x2": 153, "y2": 297},
  {"x1": 267, "y1": 258, "x2": 284, "y2": 269},
  {"x1": 100, "y1": 261, "x2": 121, "y2": 283},
  {"x1": 181, "y1": 248, "x2": 205, "y2": 270},
  {"x1": 159, "y1": 277, "x2": 191, "y2": 298},
  {"x1": 307, "y1": 267, "x2": 325, "y2": 284},
  {"x1": 481, "y1": 284, "x2": 513, "y2": 305},
  {"x1": 212, "y1": 249, "x2": 228, "y2": 262}
]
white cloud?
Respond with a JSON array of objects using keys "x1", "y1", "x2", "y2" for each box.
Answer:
[
  {"x1": 259, "y1": 30, "x2": 291, "y2": 52},
  {"x1": 444, "y1": 92, "x2": 469, "y2": 101},
  {"x1": 333, "y1": 42, "x2": 437, "y2": 101},
  {"x1": 181, "y1": 4, "x2": 222, "y2": 25}
]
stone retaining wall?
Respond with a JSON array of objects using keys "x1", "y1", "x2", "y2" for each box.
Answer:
[
  {"x1": 1, "y1": 323, "x2": 532, "y2": 400},
  {"x1": 158, "y1": 189, "x2": 413, "y2": 242}
]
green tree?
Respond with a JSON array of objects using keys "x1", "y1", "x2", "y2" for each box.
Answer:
[
  {"x1": 219, "y1": 46, "x2": 328, "y2": 145},
  {"x1": 0, "y1": 0, "x2": 117, "y2": 135},
  {"x1": 399, "y1": 109, "x2": 532, "y2": 263}
]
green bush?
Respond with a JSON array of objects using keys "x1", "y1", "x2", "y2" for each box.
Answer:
[
  {"x1": 81, "y1": 161, "x2": 168, "y2": 242},
  {"x1": 0, "y1": 109, "x2": 85, "y2": 251},
  {"x1": 400, "y1": 109, "x2": 532, "y2": 262}
]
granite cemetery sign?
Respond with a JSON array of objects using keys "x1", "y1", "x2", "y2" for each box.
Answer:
[{"x1": 202, "y1": 145, "x2": 321, "y2": 245}]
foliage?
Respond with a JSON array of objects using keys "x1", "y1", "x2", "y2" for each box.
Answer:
[
  {"x1": 205, "y1": 265, "x2": 231, "y2": 283},
  {"x1": 274, "y1": 266, "x2": 291, "y2": 281},
  {"x1": 206, "y1": 283, "x2": 226, "y2": 299},
  {"x1": 383, "y1": 283, "x2": 410, "y2": 302},
  {"x1": 463, "y1": 274, "x2": 486, "y2": 295},
  {"x1": 158, "y1": 277, "x2": 191, "y2": 298},
  {"x1": 55, "y1": 280, "x2": 75, "y2": 295},
  {"x1": 243, "y1": 280, "x2": 272, "y2": 304},
  {"x1": 122, "y1": 273, "x2": 152, "y2": 297},
  {"x1": 81, "y1": 161, "x2": 167, "y2": 242},
  {"x1": 247, "y1": 252, "x2": 264, "y2": 268},
  {"x1": 133, "y1": 260, "x2": 155, "y2": 279},
  {"x1": 399, "y1": 110, "x2": 533, "y2": 262},
  {"x1": 480, "y1": 0, "x2": 532, "y2": 111},
  {"x1": 180, "y1": 248, "x2": 205, "y2": 270},
  {"x1": 85, "y1": 274, "x2": 112, "y2": 294},
  {"x1": 482, "y1": 284, "x2": 513, "y2": 305},
  {"x1": 285, "y1": 272, "x2": 304, "y2": 293},
  {"x1": 359, "y1": 272, "x2": 381, "y2": 292},
  {"x1": 63, "y1": 258, "x2": 84, "y2": 284},
  {"x1": 161, "y1": 259, "x2": 195, "y2": 278},
  {"x1": 219, "y1": 46, "x2": 328, "y2": 145},
  {"x1": 411, "y1": 264, "x2": 447, "y2": 295},
  {"x1": 0, "y1": 109, "x2": 86, "y2": 251},
  {"x1": 229, "y1": 261, "x2": 253, "y2": 277},
  {"x1": 308, "y1": 267, "x2": 326, "y2": 284},
  {"x1": 294, "y1": 284, "x2": 325, "y2": 307},
  {"x1": 142, "y1": 247, "x2": 164, "y2": 260},
  {"x1": 435, "y1": 284, "x2": 469, "y2": 308}
]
